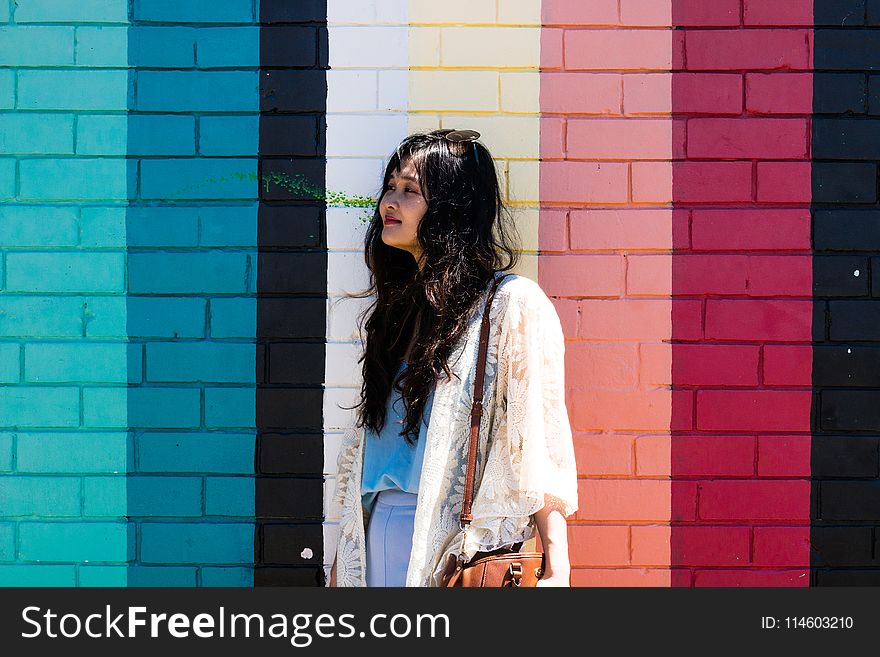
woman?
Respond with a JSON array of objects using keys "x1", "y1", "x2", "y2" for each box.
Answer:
[{"x1": 328, "y1": 129, "x2": 578, "y2": 587}]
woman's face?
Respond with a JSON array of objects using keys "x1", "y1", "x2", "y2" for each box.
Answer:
[{"x1": 379, "y1": 159, "x2": 428, "y2": 269}]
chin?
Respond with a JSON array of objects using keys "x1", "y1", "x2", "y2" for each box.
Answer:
[{"x1": 380, "y1": 234, "x2": 399, "y2": 249}]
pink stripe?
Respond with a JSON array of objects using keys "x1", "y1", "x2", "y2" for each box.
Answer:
[{"x1": 540, "y1": 0, "x2": 675, "y2": 586}]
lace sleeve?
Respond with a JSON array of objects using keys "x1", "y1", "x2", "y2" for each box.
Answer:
[
  {"x1": 492, "y1": 284, "x2": 579, "y2": 520},
  {"x1": 328, "y1": 425, "x2": 360, "y2": 522}
]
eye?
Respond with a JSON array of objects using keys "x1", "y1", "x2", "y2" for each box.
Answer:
[{"x1": 386, "y1": 183, "x2": 419, "y2": 194}]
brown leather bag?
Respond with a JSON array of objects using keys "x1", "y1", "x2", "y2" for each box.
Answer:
[{"x1": 438, "y1": 272, "x2": 546, "y2": 588}]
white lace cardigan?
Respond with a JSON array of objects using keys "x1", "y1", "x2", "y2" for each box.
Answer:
[{"x1": 328, "y1": 273, "x2": 579, "y2": 587}]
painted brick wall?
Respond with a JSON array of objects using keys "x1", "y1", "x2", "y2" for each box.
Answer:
[
  {"x1": 5, "y1": 0, "x2": 879, "y2": 588},
  {"x1": 255, "y1": 0, "x2": 329, "y2": 585},
  {"x1": 670, "y1": 0, "x2": 813, "y2": 586},
  {"x1": 810, "y1": 0, "x2": 880, "y2": 584},
  {"x1": 127, "y1": 0, "x2": 259, "y2": 587},
  {"x1": 534, "y1": 0, "x2": 676, "y2": 586},
  {"x1": 0, "y1": 0, "x2": 132, "y2": 586},
  {"x1": 312, "y1": 0, "x2": 874, "y2": 588},
  {"x1": 0, "y1": 0, "x2": 259, "y2": 586}
]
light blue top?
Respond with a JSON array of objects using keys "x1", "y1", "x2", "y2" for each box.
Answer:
[{"x1": 360, "y1": 360, "x2": 435, "y2": 513}]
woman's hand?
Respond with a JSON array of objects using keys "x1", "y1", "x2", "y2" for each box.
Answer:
[
  {"x1": 532, "y1": 495, "x2": 572, "y2": 588},
  {"x1": 536, "y1": 567, "x2": 571, "y2": 587}
]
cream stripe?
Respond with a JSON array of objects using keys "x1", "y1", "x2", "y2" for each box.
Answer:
[{"x1": 407, "y1": 0, "x2": 542, "y2": 281}]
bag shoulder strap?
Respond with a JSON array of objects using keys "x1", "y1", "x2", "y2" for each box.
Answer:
[{"x1": 460, "y1": 272, "x2": 509, "y2": 525}]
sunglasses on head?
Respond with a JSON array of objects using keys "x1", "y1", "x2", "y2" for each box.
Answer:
[{"x1": 435, "y1": 129, "x2": 481, "y2": 164}]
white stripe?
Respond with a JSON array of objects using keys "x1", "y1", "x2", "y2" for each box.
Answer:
[{"x1": 323, "y1": 0, "x2": 410, "y2": 571}]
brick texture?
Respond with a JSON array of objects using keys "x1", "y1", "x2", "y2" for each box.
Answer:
[
  {"x1": 671, "y1": 0, "x2": 813, "y2": 588},
  {"x1": 812, "y1": 0, "x2": 880, "y2": 584},
  {"x1": 6, "y1": 0, "x2": 879, "y2": 590},
  {"x1": 539, "y1": 0, "x2": 674, "y2": 587},
  {"x1": 0, "y1": 1, "x2": 258, "y2": 587}
]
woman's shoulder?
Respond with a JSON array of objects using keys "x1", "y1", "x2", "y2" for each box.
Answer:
[
  {"x1": 495, "y1": 273, "x2": 555, "y2": 312},
  {"x1": 492, "y1": 273, "x2": 565, "y2": 339}
]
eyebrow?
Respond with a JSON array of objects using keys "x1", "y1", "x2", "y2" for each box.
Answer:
[{"x1": 389, "y1": 173, "x2": 420, "y2": 184}]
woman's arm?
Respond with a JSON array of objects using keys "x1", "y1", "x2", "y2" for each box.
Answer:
[
  {"x1": 494, "y1": 281, "x2": 579, "y2": 586},
  {"x1": 533, "y1": 495, "x2": 572, "y2": 587}
]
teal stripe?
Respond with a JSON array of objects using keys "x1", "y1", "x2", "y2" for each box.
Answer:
[
  {"x1": 125, "y1": 0, "x2": 259, "y2": 587},
  {"x1": 0, "y1": 0, "x2": 259, "y2": 587}
]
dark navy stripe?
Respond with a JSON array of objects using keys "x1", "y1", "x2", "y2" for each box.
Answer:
[
  {"x1": 256, "y1": 0, "x2": 329, "y2": 586},
  {"x1": 811, "y1": 0, "x2": 880, "y2": 585}
]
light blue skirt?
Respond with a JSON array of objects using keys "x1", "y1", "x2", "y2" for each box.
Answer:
[{"x1": 365, "y1": 489, "x2": 418, "y2": 587}]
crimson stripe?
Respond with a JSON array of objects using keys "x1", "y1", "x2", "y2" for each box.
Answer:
[{"x1": 670, "y1": 0, "x2": 813, "y2": 586}]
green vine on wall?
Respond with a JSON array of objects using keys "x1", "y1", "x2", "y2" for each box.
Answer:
[{"x1": 188, "y1": 171, "x2": 377, "y2": 223}]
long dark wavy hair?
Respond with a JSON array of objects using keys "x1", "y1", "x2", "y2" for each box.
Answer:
[{"x1": 343, "y1": 129, "x2": 521, "y2": 445}]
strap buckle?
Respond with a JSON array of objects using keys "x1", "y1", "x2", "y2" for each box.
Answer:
[
  {"x1": 508, "y1": 562, "x2": 523, "y2": 587},
  {"x1": 457, "y1": 525, "x2": 468, "y2": 560}
]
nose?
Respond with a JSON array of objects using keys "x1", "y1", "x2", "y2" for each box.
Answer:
[{"x1": 383, "y1": 191, "x2": 399, "y2": 211}]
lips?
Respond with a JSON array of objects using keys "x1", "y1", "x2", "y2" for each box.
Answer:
[{"x1": 384, "y1": 216, "x2": 401, "y2": 224}]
